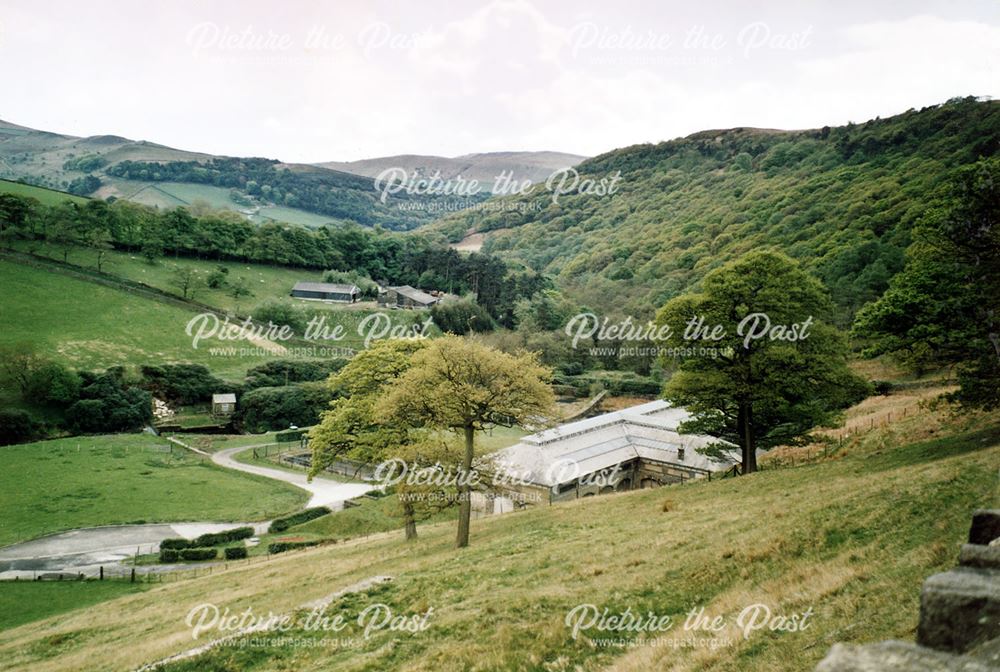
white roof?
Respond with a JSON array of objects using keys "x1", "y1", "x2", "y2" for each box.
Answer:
[
  {"x1": 212, "y1": 393, "x2": 236, "y2": 404},
  {"x1": 491, "y1": 400, "x2": 740, "y2": 487}
]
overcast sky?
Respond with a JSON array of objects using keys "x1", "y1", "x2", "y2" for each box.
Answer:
[{"x1": 1, "y1": 0, "x2": 997, "y2": 162}]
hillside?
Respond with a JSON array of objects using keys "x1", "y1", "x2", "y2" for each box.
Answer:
[
  {"x1": 432, "y1": 98, "x2": 1000, "y2": 323},
  {"x1": 318, "y1": 150, "x2": 586, "y2": 185},
  {"x1": 0, "y1": 120, "x2": 446, "y2": 230},
  {"x1": 0, "y1": 405, "x2": 995, "y2": 671}
]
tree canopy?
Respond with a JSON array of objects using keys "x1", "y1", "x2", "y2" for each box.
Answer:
[
  {"x1": 656, "y1": 250, "x2": 868, "y2": 473},
  {"x1": 376, "y1": 336, "x2": 554, "y2": 547}
]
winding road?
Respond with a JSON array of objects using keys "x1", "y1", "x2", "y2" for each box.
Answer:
[
  {"x1": 210, "y1": 445, "x2": 374, "y2": 509},
  {"x1": 0, "y1": 441, "x2": 374, "y2": 578}
]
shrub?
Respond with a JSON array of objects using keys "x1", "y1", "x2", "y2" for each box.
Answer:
[
  {"x1": 158, "y1": 548, "x2": 180, "y2": 563},
  {"x1": 244, "y1": 360, "x2": 346, "y2": 390},
  {"x1": 159, "y1": 538, "x2": 192, "y2": 550},
  {"x1": 872, "y1": 380, "x2": 894, "y2": 396},
  {"x1": 268, "y1": 506, "x2": 332, "y2": 533},
  {"x1": 252, "y1": 302, "x2": 307, "y2": 333},
  {"x1": 193, "y1": 526, "x2": 254, "y2": 547},
  {"x1": 65, "y1": 370, "x2": 152, "y2": 433},
  {"x1": 236, "y1": 383, "x2": 333, "y2": 433},
  {"x1": 140, "y1": 364, "x2": 234, "y2": 405},
  {"x1": 224, "y1": 546, "x2": 248, "y2": 560},
  {"x1": 179, "y1": 547, "x2": 218, "y2": 561},
  {"x1": 0, "y1": 409, "x2": 44, "y2": 446},
  {"x1": 268, "y1": 540, "x2": 322, "y2": 554}
]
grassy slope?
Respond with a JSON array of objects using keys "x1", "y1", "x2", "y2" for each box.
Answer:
[
  {"x1": 0, "y1": 434, "x2": 307, "y2": 547},
  {"x1": 1, "y1": 408, "x2": 996, "y2": 671},
  {"x1": 0, "y1": 259, "x2": 271, "y2": 379},
  {"x1": 0, "y1": 583, "x2": 147, "y2": 631},
  {"x1": 17, "y1": 240, "x2": 328, "y2": 314},
  {"x1": 0, "y1": 179, "x2": 88, "y2": 206}
]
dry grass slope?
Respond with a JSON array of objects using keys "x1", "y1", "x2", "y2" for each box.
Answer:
[{"x1": 0, "y1": 406, "x2": 997, "y2": 671}]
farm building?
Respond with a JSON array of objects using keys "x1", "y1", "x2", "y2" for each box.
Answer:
[
  {"x1": 290, "y1": 281, "x2": 360, "y2": 303},
  {"x1": 378, "y1": 285, "x2": 439, "y2": 309},
  {"x1": 211, "y1": 393, "x2": 237, "y2": 417},
  {"x1": 483, "y1": 400, "x2": 744, "y2": 513}
]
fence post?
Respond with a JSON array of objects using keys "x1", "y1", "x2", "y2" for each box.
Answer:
[{"x1": 99, "y1": 566, "x2": 104, "y2": 581}]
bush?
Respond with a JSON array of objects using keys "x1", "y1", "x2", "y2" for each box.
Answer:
[
  {"x1": 65, "y1": 369, "x2": 152, "y2": 433},
  {"x1": 141, "y1": 364, "x2": 234, "y2": 405},
  {"x1": 252, "y1": 302, "x2": 307, "y2": 333},
  {"x1": 268, "y1": 506, "x2": 332, "y2": 533},
  {"x1": 430, "y1": 298, "x2": 494, "y2": 335},
  {"x1": 158, "y1": 548, "x2": 180, "y2": 563},
  {"x1": 25, "y1": 362, "x2": 81, "y2": 406},
  {"x1": 193, "y1": 526, "x2": 254, "y2": 547},
  {"x1": 0, "y1": 409, "x2": 45, "y2": 446},
  {"x1": 224, "y1": 546, "x2": 248, "y2": 560},
  {"x1": 235, "y1": 383, "x2": 333, "y2": 433},
  {"x1": 244, "y1": 360, "x2": 346, "y2": 390},
  {"x1": 268, "y1": 540, "x2": 322, "y2": 554},
  {"x1": 872, "y1": 380, "x2": 894, "y2": 396},
  {"x1": 159, "y1": 538, "x2": 192, "y2": 550},
  {"x1": 179, "y1": 547, "x2": 218, "y2": 561}
]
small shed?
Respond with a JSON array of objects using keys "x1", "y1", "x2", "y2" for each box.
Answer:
[
  {"x1": 212, "y1": 393, "x2": 237, "y2": 416},
  {"x1": 290, "y1": 282, "x2": 360, "y2": 303},
  {"x1": 378, "y1": 285, "x2": 439, "y2": 309}
]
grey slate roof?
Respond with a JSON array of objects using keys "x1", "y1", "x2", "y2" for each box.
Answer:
[
  {"x1": 389, "y1": 285, "x2": 437, "y2": 304},
  {"x1": 212, "y1": 393, "x2": 236, "y2": 404},
  {"x1": 292, "y1": 282, "x2": 360, "y2": 294}
]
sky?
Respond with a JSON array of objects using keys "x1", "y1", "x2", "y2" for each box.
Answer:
[{"x1": 1, "y1": 0, "x2": 997, "y2": 162}]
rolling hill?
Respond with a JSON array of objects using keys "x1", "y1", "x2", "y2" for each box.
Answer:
[
  {"x1": 0, "y1": 120, "x2": 451, "y2": 230},
  {"x1": 318, "y1": 150, "x2": 586, "y2": 185},
  {"x1": 431, "y1": 97, "x2": 1000, "y2": 324}
]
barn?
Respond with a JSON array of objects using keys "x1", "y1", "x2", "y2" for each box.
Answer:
[
  {"x1": 212, "y1": 393, "x2": 236, "y2": 417},
  {"x1": 290, "y1": 281, "x2": 360, "y2": 303},
  {"x1": 377, "y1": 285, "x2": 439, "y2": 309},
  {"x1": 486, "y1": 400, "x2": 746, "y2": 512}
]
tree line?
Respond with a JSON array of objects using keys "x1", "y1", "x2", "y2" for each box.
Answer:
[{"x1": 0, "y1": 193, "x2": 548, "y2": 324}]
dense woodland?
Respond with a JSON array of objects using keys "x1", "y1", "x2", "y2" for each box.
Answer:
[
  {"x1": 435, "y1": 98, "x2": 1000, "y2": 325},
  {"x1": 105, "y1": 157, "x2": 462, "y2": 229}
]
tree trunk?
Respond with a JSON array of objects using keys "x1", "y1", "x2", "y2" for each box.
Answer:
[
  {"x1": 737, "y1": 401, "x2": 758, "y2": 474},
  {"x1": 402, "y1": 499, "x2": 418, "y2": 541},
  {"x1": 456, "y1": 424, "x2": 475, "y2": 548}
]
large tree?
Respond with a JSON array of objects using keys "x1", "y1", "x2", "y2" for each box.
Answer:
[
  {"x1": 854, "y1": 158, "x2": 1000, "y2": 409},
  {"x1": 656, "y1": 250, "x2": 867, "y2": 474},
  {"x1": 376, "y1": 336, "x2": 554, "y2": 548},
  {"x1": 308, "y1": 338, "x2": 438, "y2": 540}
]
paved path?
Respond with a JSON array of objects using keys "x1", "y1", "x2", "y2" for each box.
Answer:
[
  {"x1": 210, "y1": 445, "x2": 374, "y2": 509},
  {"x1": 0, "y1": 521, "x2": 268, "y2": 578},
  {"x1": 0, "y1": 441, "x2": 374, "y2": 577}
]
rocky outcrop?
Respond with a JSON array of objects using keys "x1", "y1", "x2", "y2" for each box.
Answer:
[{"x1": 816, "y1": 509, "x2": 1000, "y2": 671}]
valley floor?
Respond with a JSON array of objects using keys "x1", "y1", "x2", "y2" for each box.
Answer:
[{"x1": 0, "y1": 404, "x2": 997, "y2": 671}]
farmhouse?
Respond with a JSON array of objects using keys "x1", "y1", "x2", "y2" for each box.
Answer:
[
  {"x1": 486, "y1": 400, "x2": 743, "y2": 512},
  {"x1": 211, "y1": 393, "x2": 236, "y2": 417},
  {"x1": 378, "y1": 285, "x2": 439, "y2": 309},
  {"x1": 290, "y1": 281, "x2": 360, "y2": 303}
]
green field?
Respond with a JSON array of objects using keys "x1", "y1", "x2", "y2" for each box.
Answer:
[
  {"x1": 0, "y1": 582, "x2": 148, "y2": 631},
  {"x1": 0, "y1": 434, "x2": 307, "y2": 547},
  {"x1": 15, "y1": 241, "x2": 326, "y2": 314},
  {"x1": 0, "y1": 179, "x2": 88, "y2": 206},
  {"x1": 0, "y1": 259, "x2": 272, "y2": 379},
  {"x1": 101, "y1": 178, "x2": 340, "y2": 228},
  {"x1": 1, "y1": 403, "x2": 996, "y2": 671}
]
